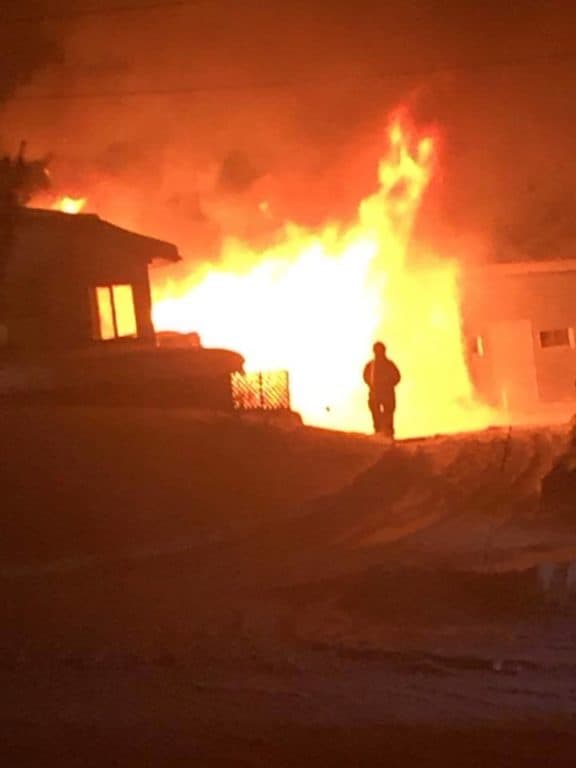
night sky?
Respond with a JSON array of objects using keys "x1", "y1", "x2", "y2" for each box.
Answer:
[{"x1": 1, "y1": 0, "x2": 575, "y2": 261}]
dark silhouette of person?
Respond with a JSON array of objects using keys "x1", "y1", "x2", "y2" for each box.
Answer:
[{"x1": 363, "y1": 341, "x2": 401, "y2": 438}]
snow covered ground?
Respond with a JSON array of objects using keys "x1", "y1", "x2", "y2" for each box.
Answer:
[{"x1": 1, "y1": 406, "x2": 575, "y2": 764}]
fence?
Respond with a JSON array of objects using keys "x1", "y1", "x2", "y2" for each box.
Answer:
[{"x1": 231, "y1": 370, "x2": 291, "y2": 412}]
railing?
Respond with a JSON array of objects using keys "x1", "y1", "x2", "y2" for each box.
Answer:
[{"x1": 231, "y1": 370, "x2": 291, "y2": 412}]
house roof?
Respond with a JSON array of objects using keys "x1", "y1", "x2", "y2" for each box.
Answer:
[{"x1": 15, "y1": 208, "x2": 181, "y2": 265}]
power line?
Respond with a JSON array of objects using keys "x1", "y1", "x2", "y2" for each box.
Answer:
[
  {"x1": 10, "y1": 78, "x2": 341, "y2": 102},
  {"x1": 0, "y1": 0, "x2": 208, "y2": 24},
  {"x1": 9, "y1": 49, "x2": 576, "y2": 103}
]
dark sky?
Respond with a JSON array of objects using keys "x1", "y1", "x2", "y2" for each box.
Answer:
[{"x1": 1, "y1": 0, "x2": 575, "y2": 261}]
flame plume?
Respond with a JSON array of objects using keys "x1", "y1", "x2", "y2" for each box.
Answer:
[{"x1": 152, "y1": 115, "x2": 492, "y2": 437}]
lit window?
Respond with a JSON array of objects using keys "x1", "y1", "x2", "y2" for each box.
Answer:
[
  {"x1": 539, "y1": 329, "x2": 571, "y2": 349},
  {"x1": 95, "y1": 287, "x2": 115, "y2": 340},
  {"x1": 112, "y1": 285, "x2": 137, "y2": 337},
  {"x1": 93, "y1": 284, "x2": 137, "y2": 340}
]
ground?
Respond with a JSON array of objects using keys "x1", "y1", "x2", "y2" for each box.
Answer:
[{"x1": 1, "y1": 406, "x2": 576, "y2": 766}]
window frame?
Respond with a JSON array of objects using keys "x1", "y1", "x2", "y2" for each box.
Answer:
[
  {"x1": 538, "y1": 327, "x2": 575, "y2": 350},
  {"x1": 92, "y1": 283, "x2": 137, "y2": 341}
]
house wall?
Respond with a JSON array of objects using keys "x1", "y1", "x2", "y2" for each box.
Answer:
[
  {"x1": 5, "y1": 240, "x2": 87, "y2": 350},
  {"x1": 462, "y1": 266, "x2": 576, "y2": 409},
  {"x1": 5, "y1": 233, "x2": 155, "y2": 351}
]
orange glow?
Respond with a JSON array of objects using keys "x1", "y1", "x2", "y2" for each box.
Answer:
[
  {"x1": 94, "y1": 284, "x2": 137, "y2": 340},
  {"x1": 112, "y1": 284, "x2": 137, "y2": 338},
  {"x1": 95, "y1": 286, "x2": 116, "y2": 340},
  {"x1": 152, "y1": 115, "x2": 494, "y2": 437},
  {"x1": 52, "y1": 196, "x2": 87, "y2": 214}
]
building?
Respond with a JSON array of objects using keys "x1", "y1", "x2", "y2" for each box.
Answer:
[
  {"x1": 0, "y1": 208, "x2": 248, "y2": 411},
  {"x1": 1, "y1": 207, "x2": 180, "y2": 352},
  {"x1": 462, "y1": 259, "x2": 576, "y2": 418}
]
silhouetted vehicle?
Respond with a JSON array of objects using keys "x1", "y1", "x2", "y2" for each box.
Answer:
[{"x1": 0, "y1": 343, "x2": 245, "y2": 411}]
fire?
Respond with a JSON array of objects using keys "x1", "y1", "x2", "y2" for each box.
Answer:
[
  {"x1": 152, "y1": 115, "x2": 493, "y2": 438},
  {"x1": 52, "y1": 196, "x2": 86, "y2": 214}
]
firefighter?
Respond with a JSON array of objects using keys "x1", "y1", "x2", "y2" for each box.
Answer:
[{"x1": 363, "y1": 341, "x2": 401, "y2": 438}]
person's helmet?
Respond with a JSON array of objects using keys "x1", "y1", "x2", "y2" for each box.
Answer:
[{"x1": 373, "y1": 341, "x2": 386, "y2": 355}]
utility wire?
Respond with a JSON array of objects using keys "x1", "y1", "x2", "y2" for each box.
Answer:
[
  {"x1": 0, "y1": 0, "x2": 209, "y2": 24},
  {"x1": 9, "y1": 49, "x2": 576, "y2": 103}
]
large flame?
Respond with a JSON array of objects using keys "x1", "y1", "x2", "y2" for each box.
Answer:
[{"x1": 152, "y1": 116, "x2": 492, "y2": 437}]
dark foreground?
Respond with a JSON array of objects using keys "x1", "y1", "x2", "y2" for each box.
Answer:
[
  {"x1": 3, "y1": 718, "x2": 575, "y2": 767},
  {"x1": 1, "y1": 407, "x2": 576, "y2": 765}
]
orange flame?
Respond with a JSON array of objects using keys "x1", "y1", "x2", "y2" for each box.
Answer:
[
  {"x1": 52, "y1": 196, "x2": 86, "y2": 214},
  {"x1": 152, "y1": 117, "x2": 493, "y2": 437}
]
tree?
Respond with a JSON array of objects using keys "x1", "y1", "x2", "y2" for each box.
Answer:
[{"x1": 0, "y1": 142, "x2": 51, "y2": 321}]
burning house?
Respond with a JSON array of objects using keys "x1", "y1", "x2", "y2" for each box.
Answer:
[
  {"x1": 7, "y1": 116, "x2": 572, "y2": 434},
  {"x1": 2, "y1": 207, "x2": 179, "y2": 351},
  {"x1": 463, "y1": 258, "x2": 576, "y2": 420},
  {"x1": 0, "y1": 208, "x2": 245, "y2": 409}
]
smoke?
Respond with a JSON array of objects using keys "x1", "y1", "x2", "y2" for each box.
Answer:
[
  {"x1": 0, "y1": 32, "x2": 62, "y2": 107},
  {"x1": 0, "y1": 4, "x2": 65, "y2": 148},
  {"x1": 2, "y1": 0, "x2": 576, "y2": 263}
]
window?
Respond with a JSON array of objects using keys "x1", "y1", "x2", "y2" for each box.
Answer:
[
  {"x1": 538, "y1": 328, "x2": 574, "y2": 349},
  {"x1": 93, "y1": 284, "x2": 137, "y2": 340}
]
